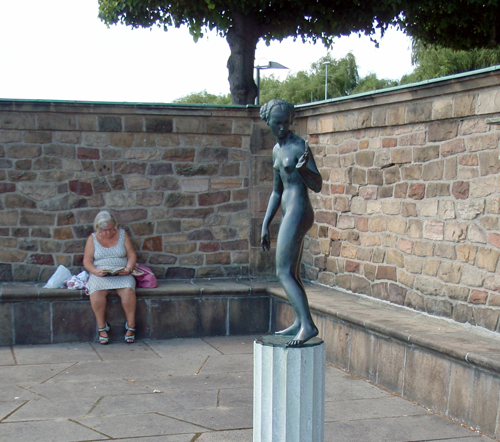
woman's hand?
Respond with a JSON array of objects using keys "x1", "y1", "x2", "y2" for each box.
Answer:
[
  {"x1": 118, "y1": 267, "x2": 132, "y2": 276},
  {"x1": 261, "y1": 227, "x2": 270, "y2": 252},
  {"x1": 296, "y1": 148, "x2": 310, "y2": 170},
  {"x1": 94, "y1": 268, "x2": 106, "y2": 277}
]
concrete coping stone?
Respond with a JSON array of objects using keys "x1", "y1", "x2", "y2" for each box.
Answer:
[
  {"x1": 0, "y1": 278, "x2": 274, "y2": 302},
  {"x1": 2, "y1": 278, "x2": 500, "y2": 375},
  {"x1": 267, "y1": 283, "x2": 500, "y2": 376}
]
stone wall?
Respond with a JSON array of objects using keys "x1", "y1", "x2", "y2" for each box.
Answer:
[
  {"x1": 0, "y1": 101, "x2": 269, "y2": 281},
  {"x1": 3, "y1": 67, "x2": 500, "y2": 334},
  {"x1": 295, "y1": 67, "x2": 500, "y2": 332}
]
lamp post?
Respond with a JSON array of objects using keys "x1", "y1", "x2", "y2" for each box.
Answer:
[
  {"x1": 323, "y1": 61, "x2": 331, "y2": 100},
  {"x1": 254, "y1": 60, "x2": 289, "y2": 105}
]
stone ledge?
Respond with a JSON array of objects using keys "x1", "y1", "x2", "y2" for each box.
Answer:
[
  {"x1": 1, "y1": 99, "x2": 260, "y2": 119},
  {"x1": 270, "y1": 283, "x2": 500, "y2": 375},
  {"x1": 0, "y1": 279, "x2": 272, "y2": 302},
  {"x1": 0, "y1": 278, "x2": 275, "y2": 347},
  {"x1": 3, "y1": 278, "x2": 500, "y2": 376}
]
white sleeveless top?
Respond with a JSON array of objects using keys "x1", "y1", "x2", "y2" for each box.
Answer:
[{"x1": 86, "y1": 229, "x2": 136, "y2": 295}]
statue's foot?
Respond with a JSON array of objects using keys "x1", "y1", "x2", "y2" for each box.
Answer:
[
  {"x1": 286, "y1": 324, "x2": 318, "y2": 347},
  {"x1": 276, "y1": 323, "x2": 300, "y2": 337}
]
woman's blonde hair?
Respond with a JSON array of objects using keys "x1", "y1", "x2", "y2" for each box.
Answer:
[{"x1": 93, "y1": 210, "x2": 117, "y2": 232}]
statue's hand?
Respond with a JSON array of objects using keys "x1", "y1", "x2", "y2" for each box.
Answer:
[
  {"x1": 296, "y1": 148, "x2": 309, "y2": 170},
  {"x1": 261, "y1": 229, "x2": 270, "y2": 252}
]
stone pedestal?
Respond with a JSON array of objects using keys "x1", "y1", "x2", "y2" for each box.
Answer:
[{"x1": 253, "y1": 335, "x2": 325, "y2": 442}]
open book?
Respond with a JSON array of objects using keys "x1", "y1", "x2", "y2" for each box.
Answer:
[{"x1": 101, "y1": 267, "x2": 144, "y2": 277}]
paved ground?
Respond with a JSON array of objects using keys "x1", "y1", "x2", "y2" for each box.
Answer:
[{"x1": 0, "y1": 336, "x2": 495, "y2": 442}]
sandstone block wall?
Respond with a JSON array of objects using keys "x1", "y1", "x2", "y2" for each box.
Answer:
[
  {"x1": 295, "y1": 68, "x2": 500, "y2": 332},
  {"x1": 0, "y1": 102, "x2": 264, "y2": 281},
  {"x1": 3, "y1": 67, "x2": 500, "y2": 335}
]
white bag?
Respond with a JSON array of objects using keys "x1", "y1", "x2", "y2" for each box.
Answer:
[{"x1": 43, "y1": 265, "x2": 72, "y2": 289}]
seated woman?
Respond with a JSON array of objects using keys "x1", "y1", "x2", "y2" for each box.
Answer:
[{"x1": 83, "y1": 210, "x2": 137, "y2": 344}]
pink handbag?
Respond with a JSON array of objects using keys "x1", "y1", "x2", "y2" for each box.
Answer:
[{"x1": 133, "y1": 264, "x2": 158, "y2": 288}]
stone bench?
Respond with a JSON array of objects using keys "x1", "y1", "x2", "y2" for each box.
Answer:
[
  {"x1": 1, "y1": 278, "x2": 500, "y2": 439},
  {"x1": 0, "y1": 279, "x2": 272, "y2": 346}
]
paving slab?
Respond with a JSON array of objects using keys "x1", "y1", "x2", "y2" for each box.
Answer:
[
  {"x1": 203, "y1": 335, "x2": 257, "y2": 355},
  {"x1": 428, "y1": 439, "x2": 491, "y2": 442},
  {"x1": 92, "y1": 340, "x2": 164, "y2": 361},
  {"x1": 17, "y1": 378, "x2": 153, "y2": 399},
  {"x1": 196, "y1": 428, "x2": 253, "y2": 441},
  {"x1": 0, "y1": 346, "x2": 15, "y2": 365},
  {"x1": 0, "y1": 385, "x2": 41, "y2": 401},
  {"x1": 4, "y1": 395, "x2": 98, "y2": 421},
  {"x1": 199, "y1": 353, "x2": 254, "y2": 375},
  {"x1": 324, "y1": 414, "x2": 489, "y2": 442},
  {"x1": 0, "y1": 419, "x2": 108, "y2": 442},
  {"x1": 0, "y1": 400, "x2": 28, "y2": 421},
  {"x1": 135, "y1": 371, "x2": 254, "y2": 393},
  {"x1": 218, "y1": 386, "x2": 253, "y2": 408},
  {"x1": 0, "y1": 363, "x2": 74, "y2": 384},
  {"x1": 90, "y1": 390, "x2": 218, "y2": 416},
  {"x1": 166, "y1": 405, "x2": 253, "y2": 431},
  {"x1": 324, "y1": 395, "x2": 428, "y2": 422},
  {"x1": 12, "y1": 342, "x2": 99, "y2": 365},
  {"x1": 146, "y1": 337, "x2": 223, "y2": 358},
  {"x1": 42, "y1": 356, "x2": 215, "y2": 384},
  {"x1": 324, "y1": 368, "x2": 389, "y2": 401},
  {"x1": 117, "y1": 436, "x2": 194, "y2": 442},
  {"x1": 0, "y1": 337, "x2": 496, "y2": 442},
  {"x1": 75, "y1": 412, "x2": 208, "y2": 438}
]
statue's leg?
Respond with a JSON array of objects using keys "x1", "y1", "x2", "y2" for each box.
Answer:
[
  {"x1": 275, "y1": 213, "x2": 318, "y2": 345},
  {"x1": 274, "y1": 244, "x2": 301, "y2": 336}
]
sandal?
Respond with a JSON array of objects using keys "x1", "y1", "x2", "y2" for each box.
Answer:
[
  {"x1": 125, "y1": 322, "x2": 136, "y2": 344},
  {"x1": 98, "y1": 323, "x2": 110, "y2": 345}
]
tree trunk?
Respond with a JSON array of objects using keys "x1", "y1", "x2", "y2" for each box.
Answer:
[{"x1": 226, "y1": 12, "x2": 260, "y2": 105}]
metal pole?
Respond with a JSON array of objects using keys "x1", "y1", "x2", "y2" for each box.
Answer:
[
  {"x1": 255, "y1": 68, "x2": 261, "y2": 105},
  {"x1": 324, "y1": 63, "x2": 328, "y2": 100}
]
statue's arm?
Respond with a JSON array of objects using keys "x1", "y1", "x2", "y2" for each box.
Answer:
[
  {"x1": 261, "y1": 169, "x2": 283, "y2": 251},
  {"x1": 296, "y1": 142, "x2": 322, "y2": 193}
]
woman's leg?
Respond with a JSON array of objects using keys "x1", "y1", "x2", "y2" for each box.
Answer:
[
  {"x1": 275, "y1": 212, "x2": 317, "y2": 346},
  {"x1": 116, "y1": 287, "x2": 136, "y2": 337},
  {"x1": 89, "y1": 290, "x2": 109, "y2": 338}
]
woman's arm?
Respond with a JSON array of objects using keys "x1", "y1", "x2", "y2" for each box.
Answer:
[
  {"x1": 261, "y1": 168, "x2": 283, "y2": 251},
  {"x1": 119, "y1": 231, "x2": 137, "y2": 275},
  {"x1": 83, "y1": 235, "x2": 105, "y2": 277},
  {"x1": 296, "y1": 142, "x2": 323, "y2": 193}
]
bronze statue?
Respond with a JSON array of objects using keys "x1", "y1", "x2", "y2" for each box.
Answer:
[{"x1": 260, "y1": 99, "x2": 323, "y2": 347}]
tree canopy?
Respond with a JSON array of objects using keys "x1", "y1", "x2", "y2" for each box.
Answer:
[
  {"x1": 175, "y1": 44, "x2": 500, "y2": 105},
  {"x1": 351, "y1": 74, "x2": 398, "y2": 95},
  {"x1": 98, "y1": 0, "x2": 500, "y2": 104},
  {"x1": 176, "y1": 53, "x2": 398, "y2": 105},
  {"x1": 173, "y1": 90, "x2": 231, "y2": 105},
  {"x1": 259, "y1": 53, "x2": 359, "y2": 104},
  {"x1": 98, "y1": 0, "x2": 400, "y2": 104},
  {"x1": 397, "y1": 1, "x2": 500, "y2": 50},
  {"x1": 400, "y1": 40, "x2": 500, "y2": 84}
]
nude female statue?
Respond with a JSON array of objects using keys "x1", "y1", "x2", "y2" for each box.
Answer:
[{"x1": 260, "y1": 99, "x2": 323, "y2": 347}]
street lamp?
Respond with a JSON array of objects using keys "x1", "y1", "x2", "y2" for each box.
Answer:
[
  {"x1": 323, "y1": 61, "x2": 331, "y2": 100},
  {"x1": 254, "y1": 60, "x2": 289, "y2": 105}
]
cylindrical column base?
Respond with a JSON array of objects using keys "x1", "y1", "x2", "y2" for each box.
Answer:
[{"x1": 253, "y1": 335, "x2": 325, "y2": 442}]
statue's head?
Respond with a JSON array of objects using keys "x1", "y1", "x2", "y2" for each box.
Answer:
[
  {"x1": 260, "y1": 99, "x2": 295, "y2": 125},
  {"x1": 260, "y1": 99, "x2": 295, "y2": 142}
]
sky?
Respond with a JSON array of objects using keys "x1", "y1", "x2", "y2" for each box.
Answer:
[{"x1": 0, "y1": 0, "x2": 414, "y2": 104}]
